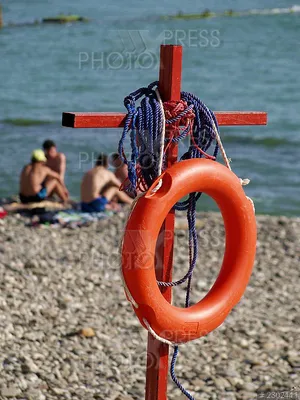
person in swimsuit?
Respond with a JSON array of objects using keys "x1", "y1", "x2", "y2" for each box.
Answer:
[
  {"x1": 109, "y1": 153, "x2": 137, "y2": 198},
  {"x1": 43, "y1": 139, "x2": 67, "y2": 183},
  {"x1": 110, "y1": 152, "x2": 129, "y2": 184},
  {"x1": 80, "y1": 153, "x2": 133, "y2": 213},
  {"x1": 19, "y1": 149, "x2": 69, "y2": 204}
]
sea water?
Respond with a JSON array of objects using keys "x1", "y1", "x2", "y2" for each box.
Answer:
[{"x1": 0, "y1": 0, "x2": 299, "y2": 215}]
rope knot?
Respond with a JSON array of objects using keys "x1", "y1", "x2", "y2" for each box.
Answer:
[{"x1": 164, "y1": 100, "x2": 195, "y2": 129}]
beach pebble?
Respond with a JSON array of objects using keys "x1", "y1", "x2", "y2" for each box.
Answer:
[
  {"x1": 1, "y1": 385, "x2": 21, "y2": 397},
  {"x1": 80, "y1": 327, "x2": 96, "y2": 337},
  {"x1": 0, "y1": 212, "x2": 299, "y2": 399}
]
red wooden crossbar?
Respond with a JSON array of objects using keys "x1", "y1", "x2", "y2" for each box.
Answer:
[
  {"x1": 62, "y1": 111, "x2": 267, "y2": 128},
  {"x1": 62, "y1": 44, "x2": 267, "y2": 400}
]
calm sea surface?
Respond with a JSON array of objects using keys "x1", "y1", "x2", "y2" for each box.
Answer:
[{"x1": 1, "y1": 1, "x2": 299, "y2": 215}]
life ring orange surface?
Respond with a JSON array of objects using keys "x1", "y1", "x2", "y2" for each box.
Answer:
[{"x1": 121, "y1": 159, "x2": 256, "y2": 344}]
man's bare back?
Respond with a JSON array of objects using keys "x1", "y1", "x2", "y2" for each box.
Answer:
[
  {"x1": 80, "y1": 154, "x2": 133, "y2": 212},
  {"x1": 20, "y1": 150, "x2": 69, "y2": 204},
  {"x1": 20, "y1": 163, "x2": 53, "y2": 196},
  {"x1": 81, "y1": 166, "x2": 120, "y2": 203}
]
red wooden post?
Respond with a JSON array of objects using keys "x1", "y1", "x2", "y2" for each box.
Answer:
[
  {"x1": 145, "y1": 45, "x2": 182, "y2": 400},
  {"x1": 62, "y1": 44, "x2": 267, "y2": 400}
]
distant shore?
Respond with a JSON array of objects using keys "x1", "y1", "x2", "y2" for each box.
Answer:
[{"x1": 1, "y1": 5, "x2": 300, "y2": 30}]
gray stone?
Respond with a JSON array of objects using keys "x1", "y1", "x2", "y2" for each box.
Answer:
[{"x1": 1, "y1": 385, "x2": 21, "y2": 397}]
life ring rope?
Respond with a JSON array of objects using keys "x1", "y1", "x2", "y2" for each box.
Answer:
[{"x1": 143, "y1": 318, "x2": 176, "y2": 347}]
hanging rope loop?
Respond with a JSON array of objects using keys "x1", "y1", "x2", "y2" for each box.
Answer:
[{"x1": 118, "y1": 81, "x2": 222, "y2": 195}]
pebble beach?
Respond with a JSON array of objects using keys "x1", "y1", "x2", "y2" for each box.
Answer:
[
  {"x1": 1, "y1": 0, "x2": 300, "y2": 399},
  {"x1": 0, "y1": 211, "x2": 299, "y2": 400}
]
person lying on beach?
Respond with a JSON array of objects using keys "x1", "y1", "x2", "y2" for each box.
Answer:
[
  {"x1": 43, "y1": 139, "x2": 66, "y2": 182},
  {"x1": 80, "y1": 153, "x2": 133, "y2": 213},
  {"x1": 19, "y1": 149, "x2": 69, "y2": 204}
]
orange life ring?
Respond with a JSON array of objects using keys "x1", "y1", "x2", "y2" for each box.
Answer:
[{"x1": 121, "y1": 159, "x2": 256, "y2": 344}]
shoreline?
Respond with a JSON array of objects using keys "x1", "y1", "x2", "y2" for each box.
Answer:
[{"x1": 1, "y1": 196, "x2": 299, "y2": 220}]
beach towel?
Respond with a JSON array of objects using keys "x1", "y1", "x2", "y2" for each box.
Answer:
[{"x1": 30, "y1": 209, "x2": 114, "y2": 228}]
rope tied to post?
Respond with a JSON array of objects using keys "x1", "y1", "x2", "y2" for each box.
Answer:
[
  {"x1": 118, "y1": 81, "x2": 250, "y2": 400},
  {"x1": 118, "y1": 82, "x2": 221, "y2": 400},
  {"x1": 118, "y1": 82, "x2": 223, "y2": 195},
  {"x1": 164, "y1": 100, "x2": 194, "y2": 131}
]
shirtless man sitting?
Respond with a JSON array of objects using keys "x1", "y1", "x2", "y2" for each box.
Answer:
[
  {"x1": 109, "y1": 153, "x2": 135, "y2": 198},
  {"x1": 81, "y1": 153, "x2": 133, "y2": 213},
  {"x1": 110, "y1": 153, "x2": 128, "y2": 184},
  {"x1": 43, "y1": 139, "x2": 66, "y2": 182},
  {"x1": 19, "y1": 149, "x2": 69, "y2": 204}
]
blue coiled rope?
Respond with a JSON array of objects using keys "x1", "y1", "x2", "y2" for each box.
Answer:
[{"x1": 118, "y1": 81, "x2": 220, "y2": 400}]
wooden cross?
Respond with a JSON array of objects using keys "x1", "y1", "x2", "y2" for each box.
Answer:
[{"x1": 62, "y1": 44, "x2": 267, "y2": 400}]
